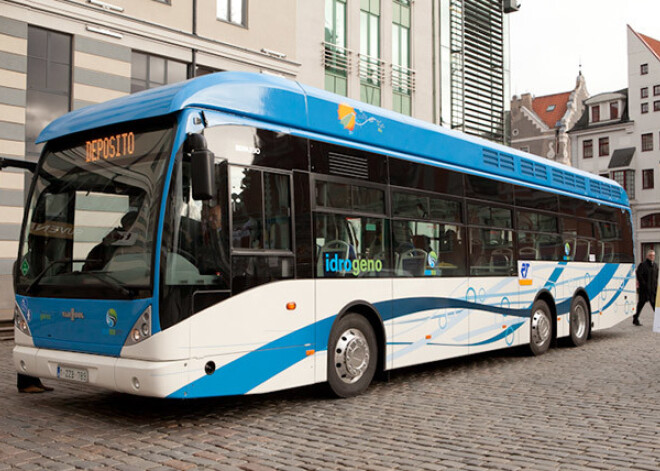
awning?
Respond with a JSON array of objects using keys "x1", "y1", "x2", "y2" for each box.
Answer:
[{"x1": 608, "y1": 147, "x2": 636, "y2": 168}]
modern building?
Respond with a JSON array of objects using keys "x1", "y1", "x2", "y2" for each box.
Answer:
[
  {"x1": 0, "y1": 0, "x2": 517, "y2": 321},
  {"x1": 510, "y1": 73, "x2": 588, "y2": 165},
  {"x1": 570, "y1": 26, "x2": 660, "y2": 259}
]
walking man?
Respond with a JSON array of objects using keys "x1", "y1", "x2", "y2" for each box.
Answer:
[{"x1": 634, "y1": 249, "x2": 658, "y2": 326}]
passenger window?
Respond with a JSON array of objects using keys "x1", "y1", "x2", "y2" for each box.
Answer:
[
  {"x1": 316, "y1": 180, "x2": 385, "y2": 215},
  {"x1": 429, "y1": 197, "x2": 462, "y2": 223},
  {"x1": 315, "y1": 214, "x2": 390, "y2": 277},
  {"x1": 517, "y1": 211, "x2": 558, "y2": 233},
  {"x1": 315, "y1": 181, "x2": 351, "y2": 210},
  {"x1": 518, "y1": 232, "x2": 562, "y2": 261},
  {"x1": 469, "y1": 228, "x2": 514, "y2": 276},
  {"x1": 392, "y1": 192, "x2": 429, "y2": 218},
  {"x1": 468, "y1": 204, "x2": 512, "y2": 228},
  {"x1": 392, "y1": 221, "x2": 466, "y2": 277}
]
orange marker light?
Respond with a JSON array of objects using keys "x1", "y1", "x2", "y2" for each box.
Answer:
[
  {"x1": 557, "y1": 317, "x2": 561, "y2": 321},
  {"x1": 286, "y1": 302, "x2": 297, "y2": 311},
  {"x1": 425, "y1": 335, "x2": 432, "y2": 340},
  {"x1": 502, "y1": 325, "x2": 507, "y2": 329},
  {"x1": 306, "y1": 350, "x2": 315, "y2": 356}
]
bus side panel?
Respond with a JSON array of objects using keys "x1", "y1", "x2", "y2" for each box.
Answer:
[
  {"x1": 390, "y1": 278, "x2": 470, "y2": 370},
  {"x1": 314, "y1": 278, "x2": 392, "y2": 383},
  {"x1": 596, "y1": 263, "x2": 636, "y2": 330},
  {"x1": 467, "y1": 276, "x2": 524, "y2": 356},
  {"x1": 170, "y1": 280, "x2": 315, "y2": 398},
  {"x1": 517, "y1": 262, "x2": 563, "y2": 341}
]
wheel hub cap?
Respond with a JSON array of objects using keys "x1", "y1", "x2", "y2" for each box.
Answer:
[
  {"x1": 573, "y1": 304, "x2": 587, "y2": 338},
  {"x1": 334, "y1": 329, "x2": 370, "y2": 384},
  {"x1": 532, "y1": 310, "x2": 550, "y2": 346}
]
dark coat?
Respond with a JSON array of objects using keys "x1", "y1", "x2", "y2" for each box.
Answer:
[{"x1": 636, "y1": 258, "x2": 658, "y2": 303}]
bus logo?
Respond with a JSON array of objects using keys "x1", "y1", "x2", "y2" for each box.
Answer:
[
  {"x1": 62, "y1": 308, "x2": 84, "y2": 321},
  {"x1": 518, "y1": 261, "x2": 532, "y2": 286},
  {"x1": 106, "y1": 309, "x2": 118, "y2": 328}
]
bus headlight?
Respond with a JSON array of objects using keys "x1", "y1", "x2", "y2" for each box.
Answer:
[
  {"x1": 14, "y1": 302, "x2": 31, "y2": 337},
  {"x1": 124, "y1": 306, "x2": 152, "y2": 346}
]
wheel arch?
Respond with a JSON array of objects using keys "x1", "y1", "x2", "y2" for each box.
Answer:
[{"x1": 332, "y1": 300, "x2": 387, "y2": 374}]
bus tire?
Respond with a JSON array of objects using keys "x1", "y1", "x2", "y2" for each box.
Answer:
[
  {"x1": 569, "y1": 296, "x2": 589, "y2": 347},
  {"x1": 327, "y1": 313, "x2": 378, "y2": 398},
  {"x1": 528, "y1": 299, "x2": 553, "y2": 356}
]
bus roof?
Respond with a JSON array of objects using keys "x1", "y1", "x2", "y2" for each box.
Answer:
[{"x1": 38, "y1": 72, "x2": 629, "y2": 208}]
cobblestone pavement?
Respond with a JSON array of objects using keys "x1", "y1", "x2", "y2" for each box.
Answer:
[{"x1": 1, "y1": 310, "x2": 659, "y2": 471}]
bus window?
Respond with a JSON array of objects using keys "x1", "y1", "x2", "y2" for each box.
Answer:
[
  {"x1": 231, "y1": 167, "x2": 264, "y2": 249},
  {"x1": 392, "y1": 220, "x2": 466, "y2": 277},
  {"x1": 264, "y1": 172, "x2": 291, "y2": 251},
  {"x1": 517, "y1": 211, "x2": 558, "y2": 233},
  {"x1": 316, "y1": 180, "x2": 385, "y2": 214},
  {"x1": 315, "y1": 213, "x2": 390, "y2": 277},
  {"x1": 469, "y1": 228, "x2": 514, "y2": 276},
  {"x1": 517, "y1": 232, "x2": 562, "y2": 261},
  {"x1": 468, "y1": 204, "x2": 512, "y2": 228}
]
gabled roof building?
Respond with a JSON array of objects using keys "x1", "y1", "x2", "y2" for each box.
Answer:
[{"x1": 510, "y1": 73, "x2": 588, "y2": 165}]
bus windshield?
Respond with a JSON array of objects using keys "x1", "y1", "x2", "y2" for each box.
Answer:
[{"x1": 15, "y1": 118, "x2": 175, "y2": 299}]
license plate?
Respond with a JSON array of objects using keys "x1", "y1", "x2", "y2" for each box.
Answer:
[{"x1": 57, "y1": 365, "x2": 89, "y2": 383}]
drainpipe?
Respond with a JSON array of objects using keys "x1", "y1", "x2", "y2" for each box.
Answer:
[{"x1": 191, "y1": 0, "x2": 197, "y2": 77}]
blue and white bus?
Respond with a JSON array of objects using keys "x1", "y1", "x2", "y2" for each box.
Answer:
[{"x1": 13, "y1": 72, "x2": 635, "y2": 398}]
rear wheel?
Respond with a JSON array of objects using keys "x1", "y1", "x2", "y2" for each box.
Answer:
[
  {"x1": 569, "y1": 296, "x2": 589, "y2": 347},
  {"x1": 327, "y1": 313, "x2": 378, "y2": 398},
  {"x1": 528, "y1": 299, "x2": 553, "y2": 356}
]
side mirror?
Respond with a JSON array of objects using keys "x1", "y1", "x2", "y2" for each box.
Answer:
[{"x1": 186, "y1": 133, "x2": 215, "y2": 201}]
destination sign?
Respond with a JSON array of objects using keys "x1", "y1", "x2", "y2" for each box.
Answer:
[{"x1": 86, "y1": 132, "x2": 135, "y2": 163}]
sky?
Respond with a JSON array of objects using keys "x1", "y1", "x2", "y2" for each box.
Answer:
[{"x1": 509, "y1": 0, "x2": 660, "y2": 98}]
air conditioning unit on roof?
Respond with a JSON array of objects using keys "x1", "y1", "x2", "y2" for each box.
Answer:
[{"x1": 504, "y1": 0, "x2": 521, "y2": 13}]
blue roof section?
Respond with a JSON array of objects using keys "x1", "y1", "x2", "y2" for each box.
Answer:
[{"x1": 37, "y1": 71, "x2": 629, "y2": 208}]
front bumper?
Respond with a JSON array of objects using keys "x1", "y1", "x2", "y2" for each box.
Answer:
[{"x1": 13, "y1": 345, "x2": 189, "y2": 398}]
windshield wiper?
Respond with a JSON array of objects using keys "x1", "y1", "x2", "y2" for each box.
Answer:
[{"x1": 25, "y1": 259, "x2": 95, "y2": 294}]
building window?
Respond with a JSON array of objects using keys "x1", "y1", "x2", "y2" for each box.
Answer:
[
  {"x1": 642, "y1": 133, "x2": 653, "y2": 151},
  {"x1": 26, "y1": 26, "x2": 71, "y2": 159},
  {"x1": 591, "y1": 105, "x2": 600, "y2": 122},
  {"x1": 131, "y1": 52, "x2": 188, "y2": 93},
  {"x1": 583, "y1": 139, "x2": 593, "y2": 159},
  {"x1": 325, "y1": 0, "x2": 348, "y2": 96},
  {"x1": 655, "y1": 85, "x2": 660, "y2": 96},
  {"x1": 392, "y1": 0, "x2": 412, "y2": 116},
  {"x1": 641, "y1": 63, "x2": 649, "y2": 75},
  {"x1": 600, "y1": 173, "x2": 610, "y2": 179},
  {"x1": 520, "y1": 146, "x2": 529, "y2": 153},
  {"x1": 360, "y1": 0, "x2": 381, "y2": 106},
  {"x1": 643, "y1": 169, "x2": 654, "y2": 189},
  {"x1": 655, "y1": 101, "x2": 660, "y2": 112},
  {"x1": 217, "y1": 0, "x2": 246, "y2": 26},
  {"x1": 642, "y1": 102, "x2": 649, "y2": 114},
  {"x1": 612, "y1": 169, "x2": 635, "y2": 198},
  {"x1": 642, "y1": 87, "x2": 649, "y2": 98},
  {"x1": 610, "y1": 101, "x2": 619, "y2": 120},
  {"x1": 598, "y1": 137, "x2": 609, "y2": 157},
  {"x1": 641, "y1": 214, "x2": 660, "y2": 228}
]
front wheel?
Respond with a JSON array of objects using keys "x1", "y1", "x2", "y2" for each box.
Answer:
[
  {"x1": 569, "y1": 296, "x2": 589, "y2": 347},
  {"x1": 327, "y1": 313, "x2": 378, "y2": 398},
  {"x1": 528, "y1": 299, "x2": 553, "y2": 356}
]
